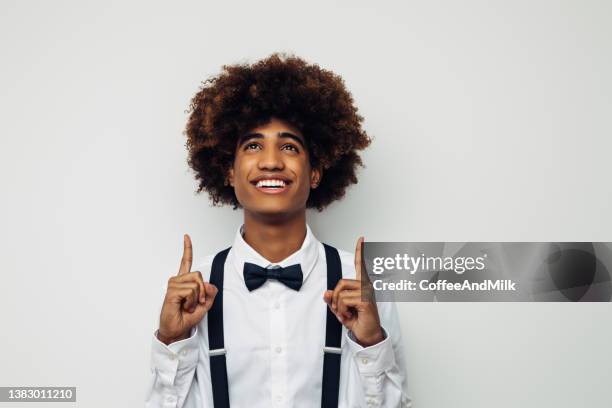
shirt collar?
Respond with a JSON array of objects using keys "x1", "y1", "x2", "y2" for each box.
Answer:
[{"x1": 231, "y1": 223, "x2": 320, "y2": 285}]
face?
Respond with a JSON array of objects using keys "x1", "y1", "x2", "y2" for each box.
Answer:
[{"x1": 227, "y1": 117, "x2": 321, "y2": 219}]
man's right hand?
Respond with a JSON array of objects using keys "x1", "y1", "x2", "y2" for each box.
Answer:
[{"x1": 157, "y1": 234, "x2": 218, "y2": 345}]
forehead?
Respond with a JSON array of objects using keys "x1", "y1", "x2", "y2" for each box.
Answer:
[
  {"x1": 246, "y1": 117, "x2": 302, "y2": 136},
  {"x1": 238, "y1": 117, "x2": 306, "y2": 146}
]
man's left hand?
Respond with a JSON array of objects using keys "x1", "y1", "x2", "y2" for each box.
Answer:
[{"x1": 323, "y1": 236, "x2": 384, "y2": 347}]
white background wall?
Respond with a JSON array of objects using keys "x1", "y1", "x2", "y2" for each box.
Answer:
[{"x1": 1, "y1": 0, "x2": 611, "y2": 407}]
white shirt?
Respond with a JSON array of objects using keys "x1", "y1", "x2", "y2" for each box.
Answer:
[{"x1": 145, "y1": 224, "x2": 411, "y2": 408}]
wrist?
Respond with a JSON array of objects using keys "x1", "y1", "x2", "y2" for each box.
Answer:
[
  {"x1": 354, "y1": 327, "x2": 385, "y2": 347},
  {"x1": 157, "y1": 329, "x2": 189, "y2": 345}
]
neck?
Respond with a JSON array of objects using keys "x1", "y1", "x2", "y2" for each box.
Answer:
[{"x1": 242, "y1": 210, "x2": 307, "y2": 263}]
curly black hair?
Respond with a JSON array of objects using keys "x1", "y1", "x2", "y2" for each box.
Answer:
[{"x1": 185, "y1": 52, "x2": 372, "y2": 212}]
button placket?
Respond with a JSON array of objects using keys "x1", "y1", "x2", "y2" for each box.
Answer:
[{"x1": 269, "y1": 286, "x2": 287, "y2": 406}]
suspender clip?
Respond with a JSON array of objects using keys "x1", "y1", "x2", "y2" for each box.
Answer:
[{"x1": 323, "y1": 346, "x2": 342, "y2": 355}]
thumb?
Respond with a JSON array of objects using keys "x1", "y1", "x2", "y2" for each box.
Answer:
[
  {"x1": 323, "y1": 290, "x2": 333, "y2": 304},
  {"x1": 203, "y1": 283, "x2": 219, "y2": 311}
]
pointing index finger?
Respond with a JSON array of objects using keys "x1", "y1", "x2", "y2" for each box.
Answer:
[
  {"x1": 178, "y1": 234, "x2": 193, "y2": 275},
  {"x1": 354, "y1": 236, "x2": 365, "y2": 281}
]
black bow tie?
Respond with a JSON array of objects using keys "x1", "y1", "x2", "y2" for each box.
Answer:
[{"x1": 243, "y1": 262, "x2": 303, "y2": 291}]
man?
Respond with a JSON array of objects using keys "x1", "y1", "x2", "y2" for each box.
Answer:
[{"x1": 146, "y1": 53, "x2": 410, "y2": 407}]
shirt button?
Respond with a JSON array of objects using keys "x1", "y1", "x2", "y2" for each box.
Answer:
[
  {"x1": 275, "y1": 347, "x2": 282, "y2": 354},
  {"x1": 181, "y1": 350, "x2": 188, "y2": 356},
  {"x1": 275, "y1": 395, "x2": 282, "y2": 402},
  {"x1": 362, "y1": 358, "x2": 369, "y2": 365},
  {"x1": 169, "y1": 354, "x2": 176, "y2": 360}
]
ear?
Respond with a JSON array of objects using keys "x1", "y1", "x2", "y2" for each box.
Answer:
[
  {"x1": 310, "y1": 166, "x2": 322, "y2": 189},
  {"x1": 227, "y1": 167, "x2": 235, "y2": 187}
]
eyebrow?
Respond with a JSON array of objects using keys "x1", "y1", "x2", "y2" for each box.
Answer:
[{"x1": 237, "y1": 131, "x2": 306, "y2": 149}]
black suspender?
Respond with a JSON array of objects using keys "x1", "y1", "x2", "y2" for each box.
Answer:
[
  {"x1": 321, "y1": 243, "x2": 343, "y2": 408},
  {"x1": 208, "y1": 247, "x2": 231, "y2": 408},
  {"x1": 207, "y1": 244, "x2": 343, "y2": 408}
]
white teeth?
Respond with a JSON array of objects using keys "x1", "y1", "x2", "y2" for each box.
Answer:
[{"x1": 256, "y1": 179, "x2": 287, "y2": 188}]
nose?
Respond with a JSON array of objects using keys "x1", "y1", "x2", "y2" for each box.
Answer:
[{"x1": 257, "y1": 147, "x2": 284, "y2": 171}]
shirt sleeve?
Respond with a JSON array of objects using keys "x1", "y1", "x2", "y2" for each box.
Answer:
[
  {"x1": 343, "y1": 302, "x2": 412, "y2": 408},
  {"x1": 144, "y1": 275, "x2": 210, "y2": 408},
  {"x1": 145, "y1": 326, "x2": 200, "y2": 408}
]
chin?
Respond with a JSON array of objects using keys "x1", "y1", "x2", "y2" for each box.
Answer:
[
  {"x1": 253, "y1": 206, "x2": 292, "y2": 217},
  {"x1": 244, "y1": 203, "x2": 303, "y2": 220}
]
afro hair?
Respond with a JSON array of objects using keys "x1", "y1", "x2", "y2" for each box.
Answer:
[{"x1": 184, "y1": 52, "x2": 372, "y2": 211}]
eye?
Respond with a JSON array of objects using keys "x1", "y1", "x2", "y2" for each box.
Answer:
[
  {"x1": 244, "y1": 142, "x2": 261, "y2": 151},
  {"x1": 282, "y1": 144, "x2": 299, "y2": 153}
]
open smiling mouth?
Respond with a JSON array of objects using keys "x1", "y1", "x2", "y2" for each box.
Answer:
[{"x1": 251, "y1": 179, "x2": 292, "y2": 194}]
